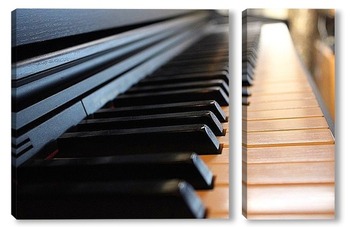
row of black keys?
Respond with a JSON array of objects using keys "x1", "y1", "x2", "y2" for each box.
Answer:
[
  {"x1": 58, "y1": 32, "x2": 229, "y2": 158},
  {"x1": 242, "y1": 22, "x2": 262, "y2": 105},
  {"x1": 16, "y1": 33, "x2": 229, "y2": 219}
]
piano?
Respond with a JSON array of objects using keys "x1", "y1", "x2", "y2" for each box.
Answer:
[
  {"x1": 242, "y1": 10, "x2": 335, "y2": 219},
  {"x1": 11, "y1": 9, "x2": 229, "y2": 219}
]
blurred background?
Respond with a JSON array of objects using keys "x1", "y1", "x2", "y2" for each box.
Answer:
[{"x1": 245, "y1": 9, "x2": 335, "y2": 122}]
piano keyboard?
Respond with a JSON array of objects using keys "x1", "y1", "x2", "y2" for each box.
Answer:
[
  {"x1": 242, "y1": 22, "x2": 335, "y2": 219},
  {"x1": 12, "y1": 10, "x2": 229, "y2": 219}
]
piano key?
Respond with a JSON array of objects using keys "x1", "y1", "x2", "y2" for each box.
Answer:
[
  {"x1": 188, "y1": 34, "x2": 228, "y2": 44},
  {"x1": 141, "y1": 71, "x2": 229, "y2": 85},
  {"x1": 177, "y1": 49, "x2": 228, "y2": 59},
  {"x1": 201, "y1": 147, "x2": 229, "y2": 164},
  {"x1": 197, "y1": 186, "x2": 229, "y2": 218},
  {"x1": 243, "y1": 144, "x2": 335, "y2": 164},
  {"x1": 114, "y1": 87, "x2": 229, "y2": 106},
  {"x1": 19, "y1": 152, "x2": 214, "y2": 190},
  {"x1": 17, "y1": 179, "x2": 206, "y2": 219},
  {"x1": 57, "y1": 124, "x2": 222, "y2": 157},
  {"x1": 247, "y1": 99, "x2": 319, "y2": 111},
  {"x1": 249, "y1": 82, "x2": 312, "y2": 94},
  {"x1": 183, "y1": 41, "x2": 228, "y2": 50},
  {"x1": 191, "y1": 46, "x2": 228, "y2": 53},
  {"x1": 243, "y1": 117, "x2": 329, "y2": 132},
  {"x1": 95, "y1": 100, "x2": 227, "y2": 122},
  {"x1": 178, "y1": 38, "x2": 227, "y2": 48},
  {"x1": 242, "y1": 87, "x2": 251, "y2": 97},
  {"x1": 187, "y1": 39, "x2": 228, "y2": 48},
  {"x1": 218, "y1": 131, "x2": 230, "y2": 148},
  {"x1": 207, "y1": 163, "x2": 229, "y2": 185},
  {"x1": 242, "y1": 97, "x2": 250, "y2": 105},
  {"x1": 180, "y1": 36, "x2": 228, "y2": 47},
  {"x1": 242, "y1": 52, "x2": 257, "y2": 67},
  {"x1": 243, "y1": 183, "x2": 334, "y2": 216},
  {"x1": 250, "y1": 74, "x2": 310, "y2": 84},
  {"x1": 243, "y1": 107, "x2": 324, "y2": 121},
  {"x1": 247, "y1": 213, "x2": 335, "y2": 220},
  {"x1": 247, "y1": 92, "x2": 316, "y2": 103},
  {"x1": 113, "y1": 87, "x2": 229, "y2": 106},
  {"x1": 221, "y1": 106, "x2": 229, "y2": 117},
  {"x1": 165, "y1": 56, "x2": 228, "y2": 67},
  {"x1": 172, "y1": 51, "x2": 228, "y2": 61},
  {"x1": 242, "y1": 48, "x2": 258, "y2": 61},
  {"x1": 242, "y1": 74, "x2": 254, "y2": 86},
  {"x1": 185, "y1": 45, "x2": 228, "y2": 53},
  {"x1": 154, "y1": 64, "x2": 228, "y2": 76},
  {"x1": 171, "y1": 42, "x2": 228, "y2": 53},
  {"x1": 78, "y1": 110, "x2": 224, "y2": 136},
  {"x1": 242, "y1": 61, "x2": 255, "y2": 79},
  {"x1": 243, "y1": 128, "x2": 335, "y2": 148},
  {"x1": 222, "y1": 122, "x2": 229, "y2": 131},
  {"x1": 127, "y1": 79, "x2": 229, "y2": 96},
  {"x1": 244, "y1": 161, "x2": 334, "y2": 184}
]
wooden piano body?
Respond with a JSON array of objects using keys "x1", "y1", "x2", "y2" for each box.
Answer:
[
  {"x1": 242, "y1": 12, "x2": 335, "y2": 219},
  {"x1": 11, "y1": 9, "x2": 229, "y2": 219}
]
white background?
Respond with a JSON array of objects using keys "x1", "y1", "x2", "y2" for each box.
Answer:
[{"x1": 1, "y1": 0, "x2": 348, "y2": 226}]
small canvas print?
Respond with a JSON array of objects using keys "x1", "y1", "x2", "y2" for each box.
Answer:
[{"x1": 242, "y1": 9, "x2": 335, "y2": 219}]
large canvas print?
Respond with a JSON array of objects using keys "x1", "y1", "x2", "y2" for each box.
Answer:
[{"x1": 12, "y1": 9, "x2": 230, "y2": 219}]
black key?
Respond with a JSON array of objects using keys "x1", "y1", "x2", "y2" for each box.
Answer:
[
  {"x1": 141, "y1": 71, "x2": 229, "y2": 85},
  {"x1": 242, "y1": 97, "x2": 250, "y2": 105},
  {"x1": 165, "y1": 56, "x2": 228, "y2": 67},
  {"x1": 16, "y1": 179, "x2": 206, "y2": 218},
  {"x1": 242, "y1": 87, "x2": 251, "y2": 97},
  {"x1": 242, "y1": 47, "x2": 258, "y2": 59},
  {"x1": 114, "y1": 87, "x2": 229, "y2": 106},
  {"x1": 177, "y1": 50, "x2": 228, "y2": 60},
  {"x1": 172, "y1": 51, "x2": 228, "y2": 61},
  {"x1": 79, "y1": 110, "x2": 224, "y2": 136},
  {"x1": 127, "y1": 79, "x2": 229, "y2": 96},
  {"x1": 18, "y1": 152, "x2": 214, "y2": 190},
  {"x1": 57, "y1": 124, "x2": 222, "y2": 157},
  {"x1": 242, "y1": 51, "x2": 257, "y2": 66},
  {"x1": 186, "y1": 42, "x2": 228, "y2": 50},
  {"x1": 154, "y1": 64, "x2": 228, "y2": 76},
  {"x1": 242, "y1": 74, "x2": 253, "y2": 86},
  {"x1": 95, "y1": 100, "x2": 227, "y2": 122},
  {"x1": 242, "y1": 61, "x2": 255, "y2": 79},
  {"x1": 184, "y1": 44, "x2": 228, "y2": 52}
]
